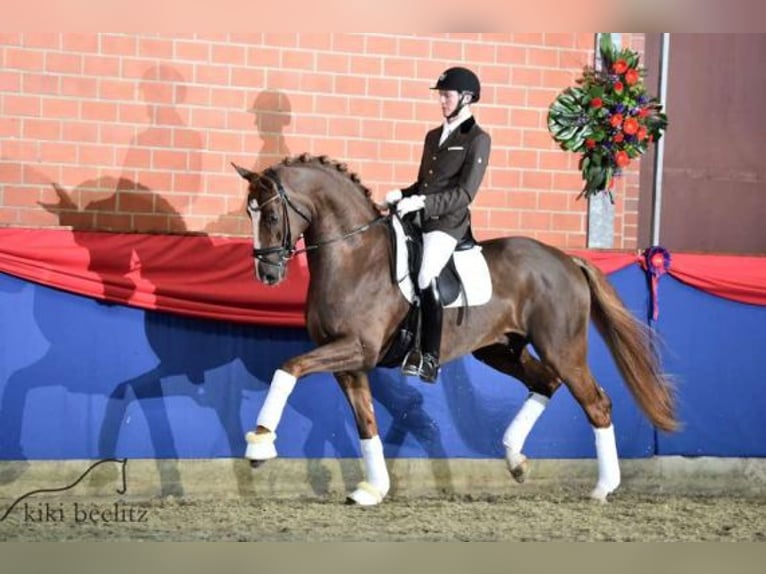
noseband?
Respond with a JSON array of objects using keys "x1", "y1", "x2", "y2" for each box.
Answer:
[
  {"x1": 250, "y1": 168, "x2": 312, "y2": 268},
  {"x1": 251, "y1": 168, "x2": 387, "y2": 268}
]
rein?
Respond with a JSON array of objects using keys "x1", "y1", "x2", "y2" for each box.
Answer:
[{"x1": 252, "y1": 168, "x2": 388, "y2": 264}]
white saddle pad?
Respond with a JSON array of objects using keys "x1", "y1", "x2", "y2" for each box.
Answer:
[{"x1": 392, "y1": 216, "x2": 492, "y2": 308}]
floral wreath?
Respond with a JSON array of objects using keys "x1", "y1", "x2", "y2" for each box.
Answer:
[{"x1": 547, "y1": 34, "x2": 668, "y2": 200}]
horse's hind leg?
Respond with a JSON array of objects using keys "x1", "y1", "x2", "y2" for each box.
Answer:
[
  {"x1": 334, "y1": 370, "x2": 390, "y2": 506},
  {"x1": 473, "y1": 341, "x2": 563, "y2": 484},
  {"x1": 535, "y1": 337, "x2": 620, "y2": 502}
]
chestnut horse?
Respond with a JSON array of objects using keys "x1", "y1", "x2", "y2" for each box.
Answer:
[{"x1": 232, "y1": 154, "x2": 676, "y2": 506}]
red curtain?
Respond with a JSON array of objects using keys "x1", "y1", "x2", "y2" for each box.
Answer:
[{"x1": 1, "y1": 228, "x2": 764, "y2": 327}]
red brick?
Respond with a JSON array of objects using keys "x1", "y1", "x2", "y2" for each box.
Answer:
[
  {"x1": 544, "y1": 34, "x2": 576, "y2": 48},
  {"x1": 81, "y1": 101, "x2": 117, "y2": 122},
  {"x1": 153, "y1": 149, "x2": 190, "y2": 170},
  {"x1": 365, "y1": 36, "x2": 397, "y2": 55},
  {"x1": 488, "y1": 209, "x2": 520, "y2": 230},
  {"x1": 521, "y1": 171, "x2": 552, "y2": 190},
  {"x1": 230, "y1": 66, "x2": 266, "y2": 88},
  {"x1": 368, "y1": 78, "x2": 398, "y2": 98},
  {"x1": 3, "y1": 95, "x2": 40, "y2": 116},
  {"x1": 212, "y1": 44, "x2": 246, "y2": 64},
  {"x1": 5, "y1": 48, "x2": 44, "y2": 71},
  {"x1": 101, "y1": 34, "x2": 137, "y2": 56},
  {"x1": 399, "y1": 38, "x2": 430, "y2": 58},
  {"x1": 62, "y1": 34, "x2": 99, "y2": 53},
  {"x1": 78, "y1": 145, "x2": 115, "y2": 166},
  {"x1": 332, "y1": 34, "x2": 365, "y2": 54},
  {"x1": 335, "y1": 75, "x2": 366, "y2": 96},
  {"x1": 512, "y1": 109, "x2": 543, "y2": 130},
  {"x1": 23, "y1": 118, "x2": 60, "y2": 140},
  {"x1": 315, "y1": 95, "x2": 349, "y2": 115},
  {"x1": 208, "y1": 132, "x2": 243, "y2": 153},
  {"x1": 328, "y1": 117, "x2": 361, "y2": 138},
  {"x1": 512, "y1": 67, "x2": 543, "y2": 87},
  {"x1": 99, "y1": 80, "x2": 136, "y2": 101},
  {"x1": 466, "y1": 43, "x2": 495, "y2": 63},
  {"x1": 282, "y1": 50, "x2": 314, "y2": 71},
  {"x1": 383, "y1": 58, "x2": 416, "y2": 78},
  {"x1": 263, "y1": 34, "x2": 298, "y2": 48},
  {"x1": 175, "y1": 41, "x2": 210, "y2": 62},
  {"x1": 139, "y1": 38, "x2": 173, "y2": 59},
  {"x1": 46, "y1": 52, "x2": 82, "y2": 74},
  {"x1": 298, "y1": 34, "x2": 332, "y2": 51},
  {"x1": 61, "y1": 76, "x2": 98, "y2": 98},
  {"x1": 42, "y1": 98, "x2": 79, "y2": 119},
  {"x1": 83, "y1": 56, "x2": 120, "y2": 76},
  {"x1": 247, "y1": 47, "x2": 280, "y2": 68},
  {"x1": 23, "y1": 73, "x2": 59, "y2": 95},
  {"x1": 293, "y1": 115, "x2": 328, "y2": 136}
]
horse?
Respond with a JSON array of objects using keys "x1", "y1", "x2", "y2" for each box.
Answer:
[{"x1": 231, "y1": 153, "x2": 677, "y2": 506}]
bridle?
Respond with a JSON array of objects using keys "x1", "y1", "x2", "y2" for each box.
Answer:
[{"x1": 250, "y1": 168, "x2": 387, "y2": 269}]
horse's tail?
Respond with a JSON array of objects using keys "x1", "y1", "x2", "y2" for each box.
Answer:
[{"x1": 572, "y1": 256, "x2": 678, "y2": 432}]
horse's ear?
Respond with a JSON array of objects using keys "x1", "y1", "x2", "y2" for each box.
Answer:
[{"x1": 231, "y1": 162, "x2": 255, "y2": 181}]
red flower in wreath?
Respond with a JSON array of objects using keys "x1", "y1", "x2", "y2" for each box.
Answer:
[
  {"x1": 615, "y1": 150, "x2": 630, "y2": 168},
  {"x1": 623, "y1": 117, "x2": 640, "y2": 135},
  {"x1": 612, "y1": 59, "x2": 629, "y2": 74}
]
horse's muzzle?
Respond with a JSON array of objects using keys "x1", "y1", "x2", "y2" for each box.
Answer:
[{"x1": 256, "y1": 260, "x2": 286, "y2": 286}]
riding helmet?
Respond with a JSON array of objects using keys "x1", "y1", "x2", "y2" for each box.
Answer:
[{"x1": 431, "y1": 67, "x2": 481, "y2": 103}]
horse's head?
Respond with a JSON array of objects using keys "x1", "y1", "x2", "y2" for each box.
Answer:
[{"x1": 232, "y1": 162, "x2": 312, "y2": 286}]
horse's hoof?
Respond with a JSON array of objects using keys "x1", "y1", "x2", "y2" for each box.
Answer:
[
  {"x1": 245, "y1": 430, "x2": 278, "y2": 464},
  {"x1": 346, "y1": 481, "x2": 385, "y2": 507},
  {"x1": 507, "y1": 456, "x2": 529, "y2": 484},
  {"x1": 589, "y1": 485, "x2": 612, "y2": 503}
]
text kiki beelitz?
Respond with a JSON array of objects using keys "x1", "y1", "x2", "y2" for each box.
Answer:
[{"x1": 23, "y1": 501, "x2": 148, "y2": 524}]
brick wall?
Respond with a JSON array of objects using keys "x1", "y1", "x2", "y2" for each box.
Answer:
[{"x1": 0, "y1": 33, "x2": 644, "y2": 248}]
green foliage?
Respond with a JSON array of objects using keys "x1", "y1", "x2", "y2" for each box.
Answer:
[{"x1": 548, "y1": 33, "x2": 668, "y2": 199}]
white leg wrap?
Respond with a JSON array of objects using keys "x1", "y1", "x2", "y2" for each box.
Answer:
[
  {"x1": 255, "y1": 369, "x2": 297, "y2": 432},
  {"x1": 502, "y1": 393, "x2": 549, "y2": 468},
  {"x1": 348, "y1": 436, "x2": 390, "y2": 506},
  {"x1": 592, "y1": 424, "x2": 621, "y2": 501}
]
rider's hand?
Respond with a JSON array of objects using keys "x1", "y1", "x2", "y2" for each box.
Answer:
[
  {"x1": 384, "y1": 189, "x2": 403, "y2": 205},
  {"x1": 396, "y1": 195, "x2": 425, "y2": 216}
]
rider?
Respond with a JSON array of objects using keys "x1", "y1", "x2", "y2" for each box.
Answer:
[{"x1": 385, "y1": 66, "x2": 491, "y2": 383}]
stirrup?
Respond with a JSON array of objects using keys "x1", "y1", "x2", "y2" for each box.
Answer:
[
  {"x1": 419, "y1": 353, "x2": 440, "y2": 383},
  {"x1": 400, "y1": 350, "x2": 422, "y2": 377}
]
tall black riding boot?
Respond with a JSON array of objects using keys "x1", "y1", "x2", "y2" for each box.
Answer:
[{"x1": 418, "y1": 279, "x2": 443, "y2": 383}]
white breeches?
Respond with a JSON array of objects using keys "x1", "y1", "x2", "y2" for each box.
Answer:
[{"x1": 418, "y1": 230, "x2": 458, "y2": 290}]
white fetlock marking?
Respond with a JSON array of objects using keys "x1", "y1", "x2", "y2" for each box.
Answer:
[
  {"x1": 360, "y1": 436, "x2": 390, "y2": 498},
  {"x1": 593, "y1": 424, "x2": 621, "y2": 500},
  {"x1": 503, "y1": 393, "x2": 549, "y2": 475},
  {"x1": 348, "y1": 481, "x2": 384, "y2": 506},
  {"x1": 244, "y1": 430, "x2": 277, "y2": 461},
  {"x1": 256, "y1": 369, "x2": 297, "y2": 432}
]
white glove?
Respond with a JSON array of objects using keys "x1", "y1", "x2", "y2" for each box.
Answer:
[
  {"x1": 396, "y1": 195, "x2": 425, "y2": 216},
  {"x1": 384, "y1": 189, "x2": 403, "y2": 205}
]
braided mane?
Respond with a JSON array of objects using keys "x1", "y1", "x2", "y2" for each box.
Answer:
[{"x1": 278, "y1": 153, "x2": 379, "y2": 212}]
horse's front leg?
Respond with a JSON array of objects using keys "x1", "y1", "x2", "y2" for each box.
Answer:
[
  {"x1": 334, "y1": 370, "x2": 389, "y2": 506},
  {"x1": 245, "y1": 337, "x2": 368, "y2": 464}
]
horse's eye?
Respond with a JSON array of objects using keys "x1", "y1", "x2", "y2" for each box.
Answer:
[{"x1": 265, "y1": 213, "x2": 279, "y2": 226}]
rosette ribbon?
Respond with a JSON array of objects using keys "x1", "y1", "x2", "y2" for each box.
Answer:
[{"x1": 640, "y1": 246, "x2": 671, "y2": 325}]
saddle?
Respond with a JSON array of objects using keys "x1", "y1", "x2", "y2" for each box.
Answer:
[{"x1": 377, "y1": 214, "x2": 492, "y2": 368}]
